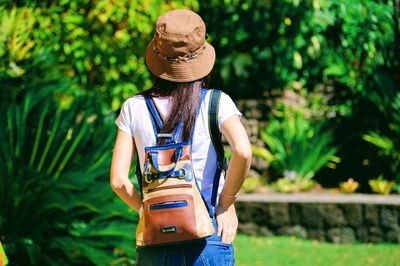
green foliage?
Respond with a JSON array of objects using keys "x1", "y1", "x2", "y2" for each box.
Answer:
[
  {"x1": 362, "y1": 71, "x2": 400, "y2": 188},
  {"x1": 339, "y1": 178, "x2": 359, "y2": 194},
  {"x1": 251, "y1": 144, "x2": 275, "y2": 164},
  {"x1": 322, "y1": 1, "x2": 395, "y2": 92},
  {"x1": 0, "y1": 1, "x2": 199, "y2": 109},
  {"x1": 199, "y1": 0, "x2": 395, "y2": 98},
  {"x1": 0, "y1": 6, "x2": 75, "y2": 101},
  {"x1": 369, "y1": 175, "x2": 396, "y2": 195},
  {"x1": 0, "y1": 84, "x2": 138, "y2": 265},
  {"x1": 199, "y1": 1, "x2": 398, "y2": 191},
  {"x1": 273, "y1": 177, "x2": 316, "y2": 193},
  {"x1": 241, "y1": 177, "x2": 263, "y2": 194},
  {"x1": 0, "y1": 83, "x2": 138, "y2": 265},
  {"x1": 0, "y1": 7, "x2": 138, "y2": 264},
  {"x1": 260, "y1": 102, "x2": 338, "y2": 181}
]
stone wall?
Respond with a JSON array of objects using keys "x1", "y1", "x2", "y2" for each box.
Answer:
[
  {"x1": 235, "y1": 99, "x2": 271, "y2": 177},
  {"x1": 236, "y1": 194, "x2": 400, "y2": 243}
]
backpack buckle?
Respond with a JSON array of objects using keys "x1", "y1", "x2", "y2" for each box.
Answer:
[
  {"x1": 157, "y1": 133, "x2": 176, "y2": 144},
  {"x1": 144, "y1": 172, "x2": 154, "y2": 184},
  {"x1": 178, "y1": 168, "x2": 187, "y2": 179}
]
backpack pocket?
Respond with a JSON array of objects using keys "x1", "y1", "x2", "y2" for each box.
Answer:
[
  {"x1": 149, "y1": 200, "x2": 188, "y2": 210},
  {"x1": 143, "y1": 194, "x2": 197, "y2": 245},
  {"x1": 137, "y1": 142, "x2": 214, "y2": 247}
]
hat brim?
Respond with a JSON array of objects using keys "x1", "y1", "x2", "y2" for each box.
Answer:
[{"x1": 145, "y1": 39, "x2": 215, "y2": 83}]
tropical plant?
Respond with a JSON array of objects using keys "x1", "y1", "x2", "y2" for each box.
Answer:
[
  {"x1": 369, "y1": 175, "x2": 396, "y2": 195},
  {"x1": 0, "y1": 84, "x2": 138, "y2": 265},
  {"x1": 339, "y1": 178, "x2": 359, "y2": 194},
  {"x1": 251, "y1": 144, "x2": 275, "y2": 164},
  {"x1": 272, "y1": 177, "x2": 316, "y2": 193},
  {"x1": 321, "y1": 1, "x2": 395, "y2": 92},
  {"x1": 199, "y1": 0, "x2": 397, "y2": 190},
  {"x1": 241, "y1": 177, "x2": 263, "y2": 194},
  {"x1": 0, "y1": 88, "x2": 138, "y2": 265},
  {"x1": 0, "y1": 8, "x2": 138, "y2": 264},
  {"x1": 260, "y1": 102, "x2": 339, "y2": 182}
]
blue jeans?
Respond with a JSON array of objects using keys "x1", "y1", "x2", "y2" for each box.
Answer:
[{"x1": 136, "y1": 218, "x2": 235, "y2": 265}]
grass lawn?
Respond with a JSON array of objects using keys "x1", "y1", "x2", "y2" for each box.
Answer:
[{"x1": 233, "y1": 234, "x2": 400, "y2": 266}]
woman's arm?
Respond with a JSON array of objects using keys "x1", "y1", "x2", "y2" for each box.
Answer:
[
  {"x1": 215, "y1": 115, "x2": 252, "y2": 244},
  {"x1": 110, "y1": 129, "x2": 142, "y2": 213}
]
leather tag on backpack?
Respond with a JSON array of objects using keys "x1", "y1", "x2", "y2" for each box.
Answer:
[{"x1": 161, "y1": 226, "x2": 177, "y2": 234}]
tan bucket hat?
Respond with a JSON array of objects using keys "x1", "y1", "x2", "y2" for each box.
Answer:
[{"x1": 145, "y1": 9, "x2": 215, "y2": 83}]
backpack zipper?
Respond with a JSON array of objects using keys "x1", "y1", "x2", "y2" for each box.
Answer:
[
  {"x1": 149, "y1": 200, "x2": 188, "y2": 210},
  {"x1": 146, "y1": 184, "x2": 192, "y2": 193}
]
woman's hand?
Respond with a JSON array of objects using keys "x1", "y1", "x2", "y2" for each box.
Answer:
[
  {"x1": 214, "y1": 115, "x2": 251, "y2": 245},
  {"x1": 215, "y1": 203, "x2": 238, "y2": 244}
]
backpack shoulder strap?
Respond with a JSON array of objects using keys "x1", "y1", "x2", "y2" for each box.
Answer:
[
  {"x1": 208, "y1": 89, "x2": 227, "y2": 171},
  {"x1": 208, "y1": 89, "x2": 228, "y2": 216},
  {"x1": 145, "y1": 97, "x2": 163, "y2": 135}
]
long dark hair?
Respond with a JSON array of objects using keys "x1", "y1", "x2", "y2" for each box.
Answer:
[{"x1": 141, "y1": 74, "x2": 211, "y2": 144}]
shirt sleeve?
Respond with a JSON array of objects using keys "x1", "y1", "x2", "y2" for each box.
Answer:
[
  {"x1": 217, "y1": 92, "x2": 242, "y2": 129},
  {"x1": 115, "y1": 98, "x2": 134, "y2": 137}
]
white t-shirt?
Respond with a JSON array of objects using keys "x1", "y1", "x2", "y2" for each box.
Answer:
[{"x1": 115, "y1": 89, "x2": 242, "y2": 208}]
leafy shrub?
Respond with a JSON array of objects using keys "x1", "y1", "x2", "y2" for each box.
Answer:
[
  {"x1": 0, "y1": 241, "x2": 8, "y2": 266},
  {"x1": 369, "y1": 175, "x2": 396, "y2": 195},
  {"x1": 199, "y1": 0, "x2": 398, "y2": 191},
  {"x1": 241, "y1": 177, "x2": 263, "y2": 194},
  {"x1": 0, "y1": 6, "x2": 73, "y2": 101},
  {"x1": 0, "y1": 7, "x2": 138, "y2": 264},
  {"x1": 273, "y1": 177, "x2": 316, "y2": 193},
  {"x1": 199, "y1": 0, "x2": 395, "y2": 98},
  {"x1": 0, "y1": 1, "x2": 199, "y2": 110},
  {"x1": 0, "y1": 83, "x2": 138, "y2": 265},
  {"x1": 260, "y1": 101, "x2": 338, "y2": 181},
  {"x1": 0, "y1": 75, "x2": 140, "y2": 265},
  {"x1": 339, "y1": 178, "x2": 359, "y2": 194}
]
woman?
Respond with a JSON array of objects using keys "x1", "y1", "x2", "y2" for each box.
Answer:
[{"x1": 110, "y1": 9, "x2": 251, "y2": 265}]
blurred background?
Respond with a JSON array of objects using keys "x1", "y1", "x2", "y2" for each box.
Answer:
[{"x1": 0, "y1": 0, "x2": 399, "y2": 265}]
